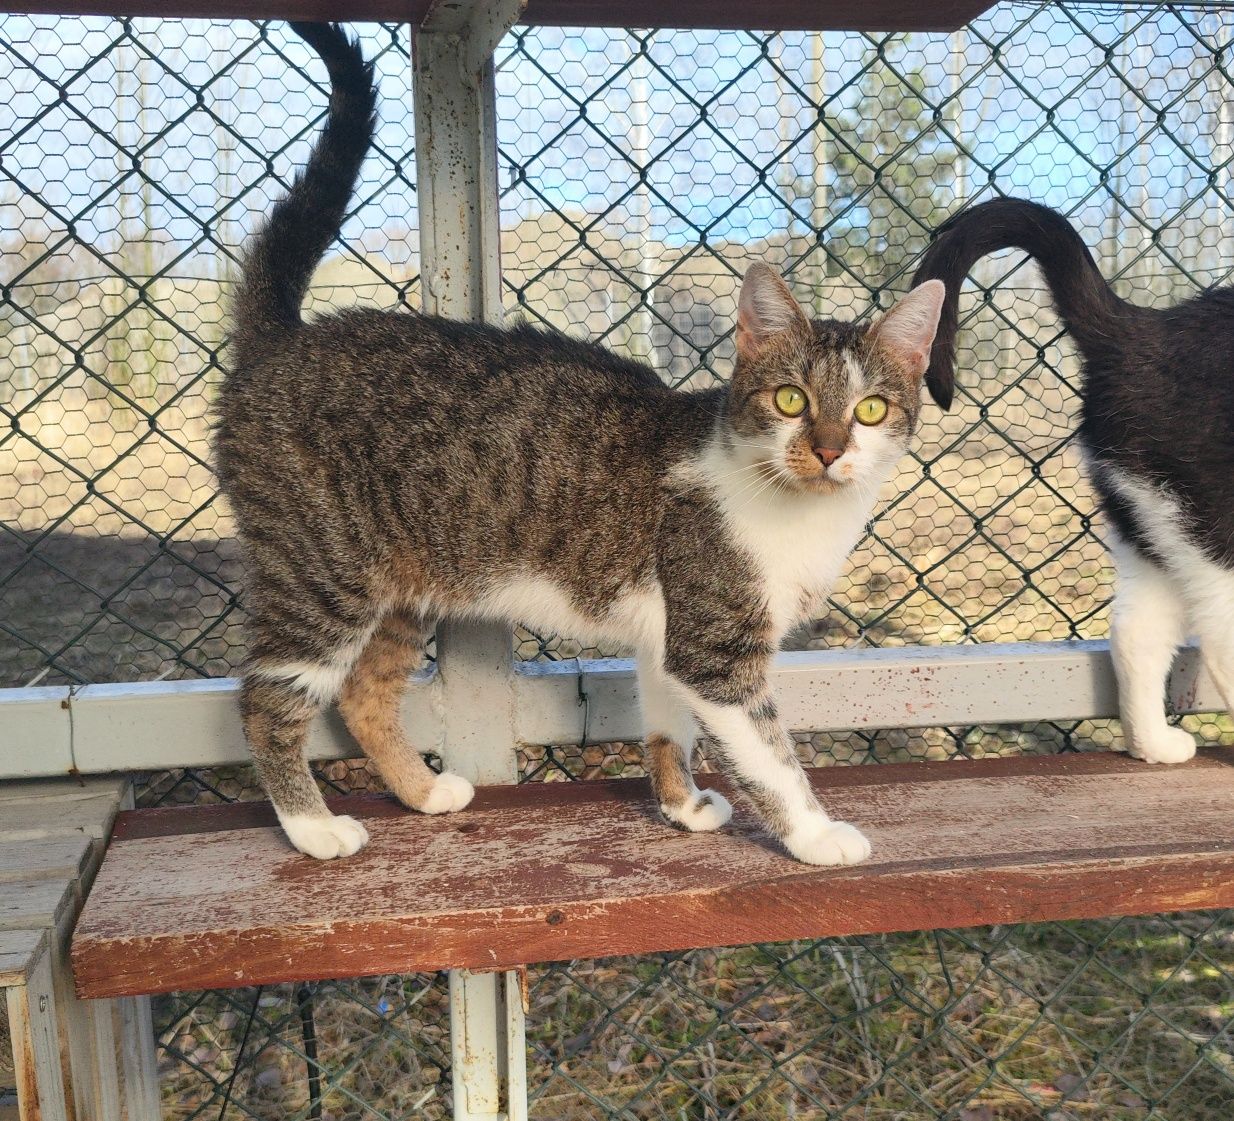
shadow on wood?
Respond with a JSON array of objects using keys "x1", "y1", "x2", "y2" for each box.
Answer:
[{"x1": 72, "y1": 750, "x2": 1234, "y2": 999}]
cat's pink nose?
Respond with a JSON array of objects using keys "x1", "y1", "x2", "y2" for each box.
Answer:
[{"x1": 815, "y1": 447, "x2": 843, "y2": 467}]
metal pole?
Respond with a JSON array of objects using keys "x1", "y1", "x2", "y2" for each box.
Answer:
[
  {"x1": 630, "y1": 35, "x2": 657, "y2": 362},
  {"x1": 411, "y1": 3, "x2": 528, "y2": 1118}
]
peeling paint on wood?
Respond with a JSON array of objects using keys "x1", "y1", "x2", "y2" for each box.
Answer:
[{"x1": 72, "y1": 750, "x2": 1234, "y2": 999}]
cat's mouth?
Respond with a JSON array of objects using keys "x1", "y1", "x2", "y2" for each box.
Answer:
[
  {"x1": 782, "y1": 454, "x2": 855, "y2": 493},
  {"x1": 800, "y1": 471, "x2": 851, "y2": 495}
]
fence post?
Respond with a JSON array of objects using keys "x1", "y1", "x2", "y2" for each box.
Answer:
[{"x1": 411, "y1": 3, "x2": 528, "y2": 1119}]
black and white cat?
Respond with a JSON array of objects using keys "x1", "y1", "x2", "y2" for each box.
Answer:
[{"x1": 912, "y1": 197, "x2": 1234, "y2": 763}]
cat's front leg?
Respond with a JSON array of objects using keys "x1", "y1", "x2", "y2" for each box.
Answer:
[
  {"x1": 651, "y1": 652, "x2": 867, "y2": 863},
  {"x1": 637, "y1": 660, "x2": 732, "y2": 831},
  {"x1": 682, "y1": 690, "x2": 870, "y2": 865},
  {"x1": 654, "y1": 490, "x2": 868, "y2": 864}
]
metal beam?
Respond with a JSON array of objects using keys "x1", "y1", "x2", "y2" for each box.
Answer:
[
  {"x1": 0, "y1": 687, "x2": 72, "y2": 777},
  {"x1": 512, "y1": 639, "x2": 1226, "y2": 745},
  {"x1": 0, "y1": 641, "x2": 1226, "y2": 780},
  {"x1": 412, "y1": 0, "x2": 525, "y2": 788},
  {"x1": 0, "y1": 2, "x2": 996, "y2": 34},
  {"x1": 413, "y1": 0, "x2": 524, "y2": 326},
  {"x1": 411, "y1": 4, "x2": 527, "y2": 1119}
]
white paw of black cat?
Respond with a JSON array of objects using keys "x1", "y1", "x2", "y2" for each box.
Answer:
[
  {"x1": 663, "y1": 790, "x2": 733, "y2": 832},
  {"x1": 1128, "y1": 726, "x2": 1197, "y2": 765},
  {"x1": 420, "y1": 772, "x2": 475, "y2": 814},
  {"x1": 281, "y1": 813, "x2": 370, "y2": 860},
  {"x1": 783, "y1": 818, "x2": 871, "y2": 866}
]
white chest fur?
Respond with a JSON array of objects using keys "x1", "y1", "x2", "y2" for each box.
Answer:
[
  {"x1": 715, "y1": 479, "x2": 874, "y2": 637},
  {"x1": 471, "y1": 575, "x2": 666, "y2": 654}
]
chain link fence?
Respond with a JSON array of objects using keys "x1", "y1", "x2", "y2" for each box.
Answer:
[{"x1": 3, "y1": 2, "x2": 1234, "y2": 1118}]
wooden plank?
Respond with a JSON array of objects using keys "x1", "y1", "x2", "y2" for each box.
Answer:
[
  {"x1": 7, "y1": 946, "x2": 68, "y2": 1121},
  {"x1": 0, "y1": 2, "x2": 994, "y2": 32},
  {"x1": 0, "y1": 782, "x2": 125, "y2": 1121},
  {"x1": 0, "y1": 778, "x2": 134, "y2": 1121},
  {"x1": 82, "y1": 1002, "x2": 122, "y2": 1121},
  {"x1": 0, "y1": 929, "x2": 48, "y2": 989},
  {"x1": 0, "y1": 837, "x2": 93, "y2": 886},
  {"x1": 0, "y1": 881, "x2": 75, "y2": 933},
  {"x1": 0, "y1": 779, "x2": 127, "y2": 844},
  {"x1": 103, "y1": 748, "x2": 1195, "y2": 840},
  {"x1": 117, "y1": 998, "x2": 159, "y2": 1121},
  {"x1": 72, "y1": 749, "x2": 1234, "y2": 998},
  {"x1": 0, "y1": 777, "x2": 127, "y2": 806},
  {"x1": 48, "y1": 844, "x2": 122, "y2": 1121}
]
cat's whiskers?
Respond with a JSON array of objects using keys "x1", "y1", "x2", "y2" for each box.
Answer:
[
  {"x1": 729, "y1": 473, "x2": 782, "y2": 517},
  {"x1": 722, "y1": 470, "x2": 779, "y2": 509},
  {"x1": 729, "y1": 461, "x2": 803, "y2": 516},
  {"x1": 710, "y1": 455, "x2": 782, "y2": 491},
  {"x1": 720, "y1": 462, "x2": 785, "y2": 512}
]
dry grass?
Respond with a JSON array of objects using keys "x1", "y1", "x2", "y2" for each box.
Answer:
[
  {"x1": 526, "y1": 917, "x2": 1234, "y2": 1120},
  {"x1": 141, "y1": 908, "x2": 1234, "y2": 1121}
]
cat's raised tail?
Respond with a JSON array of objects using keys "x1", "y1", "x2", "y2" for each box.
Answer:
[
  {"x1": 231, "y1": 23, "x2": 377, "y2": 362},
  {"x1": 911, "y1": 198, "x2": 1130, "y2": 410}
]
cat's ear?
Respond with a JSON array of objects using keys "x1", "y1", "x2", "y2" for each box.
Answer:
[
  {"x1": 736, "y1": 264, "x2": 810, "y2": 361},
  {"x1": 868, "y1": 280, "x2": 946, "y2": 382}
]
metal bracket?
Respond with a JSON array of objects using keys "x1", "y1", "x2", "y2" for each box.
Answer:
[
  {"x1": 419, "y1": 0, "x2": 527, "y2": 85},
  {"x1": 413, "y1": 0, "x2": 525, "y2": 324},
  {"x1": 449, "y1": 970, "x2": 528, "y2": 1121}
]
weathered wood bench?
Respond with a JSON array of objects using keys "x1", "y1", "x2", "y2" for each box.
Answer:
[
  {"x1": 71, "y1": 750, "x2": 1234, "y2": 999},
  {"x1": 2, "y1": 929, "x2": 60, "y2": 1121},
  {"x1": 0, "y1": 777, "x2": 157, "y2": 1121}
]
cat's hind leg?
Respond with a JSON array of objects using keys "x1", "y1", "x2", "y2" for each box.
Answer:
[
  {"x1": 241, "y1": 668, "x2": 371, "y2": 860},
  {"x1": 1110, "y1": 539, "x2": 1196, "y2": 764},
  {"x1": 242, "y1": 574, "x2": 382, "y2": 858},
  {"x1": 338, "y1": 611, "x2": 474, "y2": 815},
  {"x1": 637, "y1": 660, "x2": 732, "y2": 831},
  {"x1": 1180, "y1": 561, "x2": 1234, "y2": 732}
]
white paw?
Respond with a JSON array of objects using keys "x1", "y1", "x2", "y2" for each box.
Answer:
[
  {"x1": 1127, "y1": 725, "x2": 1197, "y2": 765},
  {"x1": 663, "y1": 790, "x2": 733, "y2": 832},
  {"x1": 419, "y1": 772, "x2": 475, "y2": 814},
  {"x1": 280, "y1": 813, "x2": 369, "y2": 860},
  {"x1": 783, "y1": 818, "x2": 871, "y2": 866}
]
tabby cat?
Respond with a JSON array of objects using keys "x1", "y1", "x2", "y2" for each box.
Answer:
[
  {"x1": 216, "y1": 22, "x2": 945, "y2": 863},
  {"x1": 912, "y1": 197, "x2": 1234, "y2": 765}
]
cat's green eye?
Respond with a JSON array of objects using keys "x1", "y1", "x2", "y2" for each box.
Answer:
[
  {"x1": 773, "y1": 385, "x2": 807, "y2": 417},
  {"x1": 854, "y1": 395, "x2": 888, "y2": 426}
]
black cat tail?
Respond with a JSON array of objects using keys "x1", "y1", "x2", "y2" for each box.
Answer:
[
  {"x1": 910, "y1": 198, "x2": 1129, "y2": 409},
  {"x1": 231, "y1": 23, "x2": 377, "y2": 363}
]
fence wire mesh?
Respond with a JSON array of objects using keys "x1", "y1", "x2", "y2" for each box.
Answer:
[{"x1": 2, "y1": 2, "x2": 1234, "y2": 1119}]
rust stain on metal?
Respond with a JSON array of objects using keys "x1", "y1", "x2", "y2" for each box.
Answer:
[{"x1": 516, "y1": 965, "x2": 530, "y2": 1014}]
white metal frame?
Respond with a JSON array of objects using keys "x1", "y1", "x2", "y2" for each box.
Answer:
[
  {"x1": 413, "y1": 4, "x2": 528, "y2": 1119},
  {"x1": 0, "y1": 641, "x2": 1222, "y2": 780}
]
